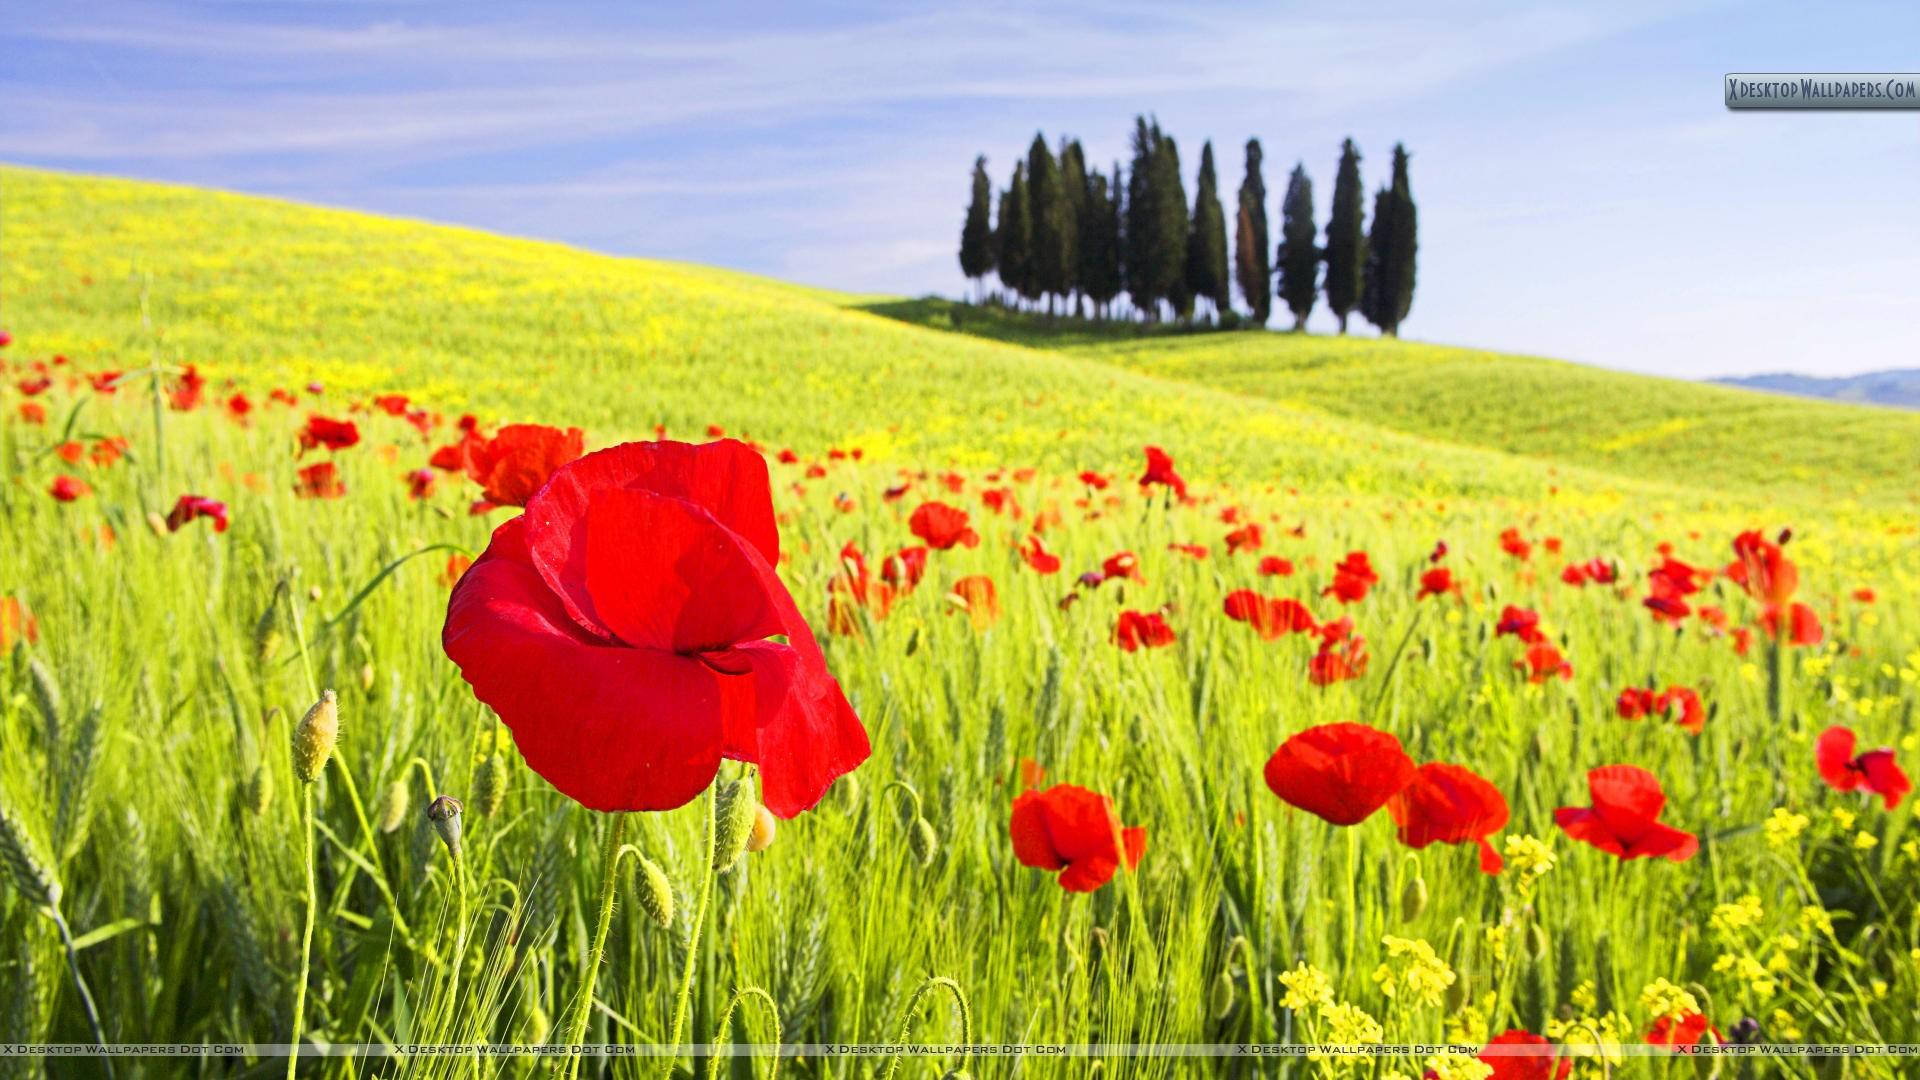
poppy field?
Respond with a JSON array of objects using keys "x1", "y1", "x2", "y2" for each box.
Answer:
[{"x1": 2, "y1": 166, "x2": 1920, "y2": 1078}]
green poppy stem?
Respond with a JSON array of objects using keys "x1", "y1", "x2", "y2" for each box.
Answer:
[{"x1": 564, "y1": 811, "x2": 628, "y2": 1080}]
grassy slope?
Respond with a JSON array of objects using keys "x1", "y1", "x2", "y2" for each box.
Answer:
[
  {"x1": 869, "y1": 299, "x2": 1920, "y2": 508},
  {"x1": 6, "y1": 165, "x2": 1889, "y2": 516}
]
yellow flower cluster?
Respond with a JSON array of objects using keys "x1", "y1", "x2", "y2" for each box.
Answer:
[
  {"x1": 1545, "y1": 1011, "x2": 1628, "y2": 1067},
  {"x1": 1502, "y1": 834, "x2": 1555, "y2": 893},
  {"x1": 1710, "y1": 894, "x2": 1764, "y2": 937},
  {"x1": 1320, "y1": 1001, "x2": 1385, "y2": 1044},
  {"x1": 1278, "y1": 962, "x2": 1334, "y2": 1011},
  {"x1": 1763, "y1": 807, "x2": 1809, "y2": 849},
  {"x1": 1422, "y1": 1053, "x2": 1493, "y2": 1080},
  {"x1": 1639, "y1": 977, "x2": 1701, "y2": 1021},
  {"x1": 1375, "y1": 936, "x2": 1457, "y2": 1007}
]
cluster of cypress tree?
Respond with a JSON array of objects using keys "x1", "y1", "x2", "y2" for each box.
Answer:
[{"x1": 958, "y1": 118, "x2": 1418, "y2": 335}]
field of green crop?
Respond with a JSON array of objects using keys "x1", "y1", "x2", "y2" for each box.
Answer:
[{"x1": 2, "y1": 166, "x2": 1918, "y2": 1079}]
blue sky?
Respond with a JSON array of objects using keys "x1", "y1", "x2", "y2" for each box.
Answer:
[{"x1": 6, "y1": 1, "x2": 1916, "y2": 377}]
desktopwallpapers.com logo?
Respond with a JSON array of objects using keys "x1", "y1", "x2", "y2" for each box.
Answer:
[{"x1": 1725, "y1": 73, "x2": 1920, "y2": 108}]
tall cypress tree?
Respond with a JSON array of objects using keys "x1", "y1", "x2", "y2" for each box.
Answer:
[
  {"x1": 996, "y1": 162, "x2": 1035, "y2": 307},
  {"x1": 1360, "y1": 143, "x2": 1418, "y2": 336},
  {"x1": 1026, "y1": 134, "x2": 1070, "y2": 316},
  {"x1": 959, "y1": 155, "x2": 995, "y2": 301},
  {"x1": 1157, "y1": 134, "x2": 1192, "y2": 321},
  {"x1": 1276, "y1": 163, "x2": 1319, "y2": 331},
  {"x1": 1234, "y1": 138, "x2": 1271, "y2": 325},
  {"x1": 1058, "y1": 138, "x2": 1088, "y2": 314},
  {"x1": 1123, "y1": 116, "x2": 1161, "y2": 320},
  {"x1": 1185, "y1": 140, "x2": 1230, "y2": 321},
  {"x1": 1324, "y1": 138, "x2": 1365, "y2": 334},
  {"x1": 1080, "y1": 165, "x2": 1122, "y2": 318}
]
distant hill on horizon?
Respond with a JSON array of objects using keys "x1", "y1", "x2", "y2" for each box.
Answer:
[{"x1": 1713, "y1": 369, "x2": 1920, "y2": 411}]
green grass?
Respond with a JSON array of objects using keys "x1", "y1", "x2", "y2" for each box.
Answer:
[{"x1": 2, "y1": 167, "x2": 1918, "y2": 1079}]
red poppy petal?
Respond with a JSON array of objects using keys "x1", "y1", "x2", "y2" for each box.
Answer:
[
  {"x1": 1586, "y1": 765, "x2": 1668, "y2": 838},
  {"x1": 1858, "y1": 750, "x2": 1911, "y2": 810},
  {"x1": 1476, "y1": 837, "x2": 1504, "y2": 875},
  {"x1": 717, "y1": 640, "x2": 870, "y2": 819},
  {"x1": 1816, "y1": 726, "x2": 1859, "y2": 790},
  {"x1": 443, "y1": 518, "x2": 723, "y2": 812},
  {"x1": 1628, "y1": 820, "x2": 1700, "y2": 862},
  {"x1": 1010, "y1": 792, "x2": 1066, "y2": 870},
  {"x1": 1121, "y1": 825, "x2": 1148, "y2": 870},
  {"x1": 579, "y1": 488, "x2": 783, "y2": 652},
  {"x1": 1553, "y1": 806, "x2": 1627, "y2": 858},
  {"x1": 1058, "y1": 853, "x2": 1121, "y2": 892},
  {"x1": 527, "y1": 439, "x2": 781, "y2": 634},
  {"x1": 1264, "y1": 723, "x2": 1415, "y2": 826}
]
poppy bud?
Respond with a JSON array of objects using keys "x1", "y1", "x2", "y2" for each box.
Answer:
[
  {"x1": 712, "y1": 781, "x2": 757, "y2": 873},
  {"x1": 1445, "y1": 971, "x2": 1469, "y2": 1012},
  {"x1": 1400, "y1": 874, "x2": 1428, "y2": 922},
  {"x1": 1528, "y1": 923, "x2": 1550, "y2": 961},
  {"x1": 1209, "y1": 968, "x2": 1236, "y2": 1019},
  {"x1": 908, "y1": 816, "x2": 938, "y2": 866},
  {"x1": 243, "y1": 760, "x2": 274, "y2": 816},
  {"x1": 308, "y1": 585, "x2": 323, "y2": 603},
  {"x1": 290, "y1": 690, "x2": 338, "y2": 783},
  {"x1": 145, "y1": 511, "x2": 169, "y2": 537},
  {"x1": 376, "y1": 779, "x2": 408, "y2": 833},
  {"x1": 746, "y1": 804, "x2": 777, "y2": 853},
  {"x1": 635, "y1": 856, "x2": 674, "y2": 929},
  {"x1": 425, "y1": 794, "x2": 463, "y2": 860},
  {"x1": 472, "y1": 753, "x2": 508, "y2": 818},
  {"x1": 358, "y1": 662, "x2": 375, "y2": 691}
]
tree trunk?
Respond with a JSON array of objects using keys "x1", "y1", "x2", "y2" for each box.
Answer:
[
  {"x1": 1336, "y1": 312, "x2": 1348, "y2": 335},
  {"x1": 1293, "y1": 314, "x2": 1306, "y2": 332}
]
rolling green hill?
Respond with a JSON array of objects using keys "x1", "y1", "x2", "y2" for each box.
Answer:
[{"x1": 5, "y1": 167, "x2": 1913, "y2": 511}]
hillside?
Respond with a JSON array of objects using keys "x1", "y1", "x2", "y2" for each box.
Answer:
[
  {"x1": 1715, "y1": 369, "x2": 1920, "y2": 410},
  {"x1": 868, "y1": 300, "x2": 1920, "y2": 506},
  {"x1": 3, "y1": 167, "x2": 1912, "y2": 510}
]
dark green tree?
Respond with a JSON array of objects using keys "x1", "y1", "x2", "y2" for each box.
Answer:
[
  {"x1": 1275, "y1": 163, "x2": 1319, "y2": 331},
  {"x1": 1157, "y1": 133, "x2": 1192, "y2": 321},
  {"x1": 1184, "y1": 140, "x2": 1230, "y2": 320},
  {"x1": 1026, "y1": 133, "x2": 1071, "y2": 315},
  {"x1": 1234, "y1": 138, "x2": 1271, "y2": 325},
  {"x1": 959, "y1": 155, "x2": 995, "y2": 301},
  {"x1": 1079, "y1": 164, "x2": 1123, "y2": 318},
  {"x1": 1360, "y1": 143, "x2": 1418, "y2": 336},
  {"x1": 1058, "y1": 138, "x2": 1089, "y2": 314},
  {"x1": 996, "y1": 161, "x2": 1035, "y2": 307},
  {"x1": 1123, "y1": 116, "x2": 1166, "y2": 320},
  {"x1": 1324, "y1": 138, "x2": 1365, "y2": 334}
]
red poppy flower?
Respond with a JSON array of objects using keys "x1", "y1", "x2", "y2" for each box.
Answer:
[
  {"x1": 1853, "y1": 587, "x2": 1875, "y2": 603},
  {"x1": 1223, "y1": 590, "x2": 1316, "y2": 639},
  {"x1": 1020, "y1": 534, "x2": 1061, "y2": 574},
  {"x1": 165, "y1": 494, "x2": 229, "y2": 533},
  {"x1": 294, "y1": 461, "x2": 346, "y2": 499},
  {"x1": 1816, "y1": 726, "x2": 1910, "y2": 809},
  {"x1": 461, "y1": 423, "x2": 584, "y2": 508},
  {"x1": 948, "y1": 575, "x2": 1000, "y2": 629},
  {"x1": 0, "y1": 596, "x2": 38, "y2": 652},
  {"x1": 980, "y1": 487, "x2": 1020, "y2": 517},
  {"x1": 880, "y1": 546, "x2": 929, "y2": 590},
  {"x1": 1478, "y1": 1030, "x2": 1570, "y2": 1080},
  {"x1": 162, "y1": 364, "x2": 203, "y2": 409},
  {"x1": 1615, "y1": 687, "x2": 1658, "y2": 719},
  {"x1": 1263, "y1": 722, "x2": 1414, "y2": 825},
  {"x1": 1554, "y1": 765, "x2": 1696, "y2": 862},
  {"x1": 0, "y1": 329, "x2": 10, "y2": 348},
  {"x1": 441, "y1": 439, "x2": 869, "y2": 817},
  {"x1": 1658, "y1": 686, "x2": 1705, "y2": 735},
  {"x1": 56, "y1": 441, "x2": 85, "y2": 465},
  {"x1": 828, "y1": 542, "x2": 895, "y2": 635},
  {"x1": 1101, "y1": 551, "x2": 1142, "y2": 582},
  {"x1": 18, "y1": 402, "x2": 45, "y2": 424},
  {"x1": 1514, "y1": 642, "x2": 1571, "y2": 682},
  {"x1": 1321, "y1": 551, "x2": 1379, "y2": 604},
  {"x1": 90, "y1": 438, "x2": 127, "y2": 467},
  {"x1": 1759, "y1": 602, "x2": 1822, "y2": 646},
  {"x1": 1726, "y1": 530, "x2": 1795, "y2": 606},
  {"x1": 1495, "y1": 605, "x2": 1545, "y2": 644},
  {"x1": 1137, "y1": 445, "x2": 1187, "y2": 499},
  {"x1": 1583, "y1": 558, "x2": 1617, "y2": 584},
  {"x1": 1225, "y1": 523, "x2": 1263, "y2": 554},
  {"x1": 406, "y1": 468, "x2": 438, "y2": 500},
  {"x1": 374, "y1": 393, "x2": 410, "y2": 416},
  {"x1": 1077, "y1": 470, "x2": 1110, "y2": 490},
  {"x1": 299, "y1": 415, "x2": 361, "y2": 454},
  {"x1": 18, "y1": 375, "x2": 51, "y2": 396},
  {"x1": 1647, "y1": 1011, "x2": 1718, "y2": 1048},
  {"x1": 1168, "y1": 542, "x2": 1208, "y2": 559},
  {"x1": 1258, "y1": 555, "x2": 1294, "y2": 577},
  {"x1": 909, "y1": 501, "x2": 980, "y2": 550},
  {"x1": 1388, "y1": 763, "x2": 1509, "y2": 873},
  {"x1": 1309, "y1": 634, "x2": 1369, "y2": 686},
  {"x1": 1499, "y1": 527, "x2": 1532, "y2": 561},
  {"x1": 1114, "y1": 610, "x2": 1175, "y2": 651},
  {"x1": 48, "y1": 475, "x2": 90, "y2": 502},
  {"x1": 1418, "y1": 567, "x2": 1459, "y2": 599},
  {"x1": 1010, "y1": 783, "x2": 1147, "y2": 892}
]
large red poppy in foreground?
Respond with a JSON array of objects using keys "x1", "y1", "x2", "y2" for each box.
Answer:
[
  {"x1": 1264, "y1": 722, "x2": 1414, "y2": 825},
  {"x1": 442, "y1": 439, "x2": 870, "y2": 817},
  {"x1": 1554, "y1": 765, "x2": 1696, "y2": 862},
  {"x1": 1010, "y1": 783, "x2": 1147, "y2": 892},
  {"x1": 1388, "y1": 762, "x2": 1509, "y2": 873}
]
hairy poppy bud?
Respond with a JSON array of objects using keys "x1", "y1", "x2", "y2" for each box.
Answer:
[
  {"x1": 291, "y1": 690, "x2": 338, "y2": 783},
  {"x1": 243, "y1": 760, "x2": 274, "y2": 816},
  {"x1": 425, "y1": 794, "x2": 463, "y2": 860},
  {"x1": 1209, "y1": 968, "x2": 1236, "y2": 1019},
  {"x1": 253, "y1": 583, "x2": 286, "y2": 663},
  {"x1": 377, "y1": 780, "x2": 408, "y2": 833},
  {"x1": 746, "y1": 804, "x2": 777, "y2": 853},
  {"x1": 358, "y1": 662, "x2": 375, "y2": 691},
  {"x1": 908, "y1": 817, "x2": 938, "y2": 866},
  {"x1": 472, "y1": 753, "x2": 508, "y2": 818},
  {"x1": 712, "y1": 781, "x2": 757, "y2": 873},
  {"x1": 1527, "y1": 923, "x2": 1550, "y2": 961},
  {"x1": 636, "y1": 856, "x2": 674, "y2": 929},
  {"x1": 1400, "y1": 873, "x2": 1428, "y2": 921}
]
